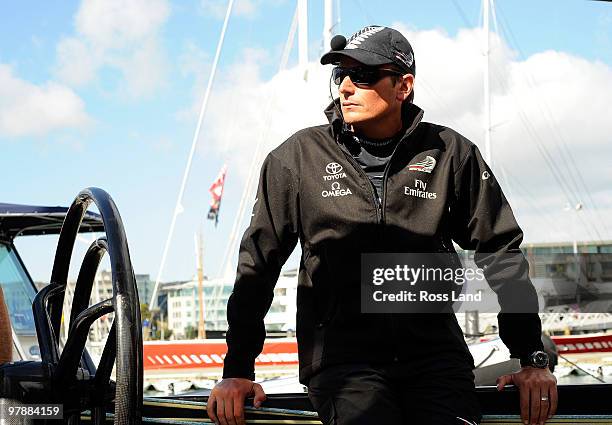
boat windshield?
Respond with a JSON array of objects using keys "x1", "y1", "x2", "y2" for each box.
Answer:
[{"x1": 0, "y1": 242, "x2": 40, "y2": 360}]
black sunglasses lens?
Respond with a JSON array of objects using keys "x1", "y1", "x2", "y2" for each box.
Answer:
[
  {"x1": 332, "y1": 67, "x2": 383, "y2": 85},
  {"x1": 332, "y1": 68, "x2": 350, "y2": 85},
  {"x1": 332, "y1": 68, "x2": 340, "y2": 84}
]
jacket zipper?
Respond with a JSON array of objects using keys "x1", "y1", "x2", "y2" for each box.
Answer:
[
  {"x1": 379, "y1": 134, "x2": 417, "y2": 363},
  {"x1": 380, "y1": 135, "x2": 412, "y2": 223},
  {"x1": 338, "y1": 148, "x2": 397, "y2": 361},
  {"x1": 339, "y1": 150, "x2": 382, "y2": 223},
  {"x1": 335, "y1": 116, "x2": 423, "y2": 364},
  {"x1": 339, "y1": 142, "x2": 403, "y2": 362}
]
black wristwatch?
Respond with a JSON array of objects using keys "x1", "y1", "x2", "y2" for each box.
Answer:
[{"x1": 520, "y1": 350, "x2": 549, "y2": 369}]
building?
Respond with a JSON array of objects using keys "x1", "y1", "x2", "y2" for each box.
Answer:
[
  {"x1": 165, "y1": 268, "x2": 298, "y2": 339},
  {"x1": 135, "y1": 274, "x2": 155, "y2": 306},
  {"x1": 89, "y1": 270, "x2": 155, "y2": 306},
  {"x1": 60, "y1": 270, "x2": 163, "y2": 344}
]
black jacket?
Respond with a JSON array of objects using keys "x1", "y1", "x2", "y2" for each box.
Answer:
[{"x1": 222, "y1": 100, "x2": 544, "y2": 385}]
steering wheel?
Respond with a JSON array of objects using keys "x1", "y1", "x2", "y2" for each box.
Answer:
[{"x1": 33, "y1": 188, "x2": 142, "y2": 424}]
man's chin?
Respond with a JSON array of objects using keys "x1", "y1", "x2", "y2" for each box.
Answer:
[{"x1": 342, "y1": 112, "x2": 369, "y2": 126}]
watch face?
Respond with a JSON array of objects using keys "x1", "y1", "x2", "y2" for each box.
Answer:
[{"x1": 532, "y1": 351, "x2": 549, "y2": 368}]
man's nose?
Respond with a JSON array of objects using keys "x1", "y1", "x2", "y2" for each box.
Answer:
[{"x1": 338, "y1": 76, "x2": 355, "y2": 95}]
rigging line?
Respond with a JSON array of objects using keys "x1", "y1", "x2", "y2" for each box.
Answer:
[
  {"x1": 483, "y1": 31, "x2": 583, "y2": 205},
  {"x1": 574, "y1": 206, "x2": 605, "y2": 245},
  {"x1": 511, "y1": 106, "x2": 580, "y2": 209},
  {"x1": 512, "y1": 115, "x2": 598, "y2": 245},
  {"x1": 491, "y1": 160, "x2": 555, "y2": 237},
  {"x1": 514, "y1": 104, "x2": 585, "y2": 217},
  {"x1": 220, "y1": 4, "x2": 299, "y2": 279},
  {"x1": 495, "y1": 10, "x2": 584, "y2": 202},
  {"x1": 336, "y1": 0, "x2": 342, "y2": 34},
  {"x1": 218, "y1": 4, "x2": 299, "y2": 279},
  {"x1": 522, "y1": 90, "x2": 609, "y2": 238},
  {"x1": 447, "y1": 1, "x2": 509, "y2": 163},
  {"x1": 501, "y1": 165, "x2": 567, "y2": 237},
  {"x1": 350, "y1": 0, "x2": 375, "y2": 26},
  {"x1": 557, "y1": 353, "x2": 606, "y2": 384},
  {"x1": 506, "y1": 66, "x2": 610, "y2": 240},
  {"x1": 491, "y1": 6, "x2": 585, "y2": 202},
  {"x1": 486, "y1": 94, "x2": 605, "y2": 247},
  {"x1": 494, "y1": 159, "x2": 515, "y2": 204},
  {"x1": 486, "y1": 62, "x2": 583, "y2": 208},
  {"x1": 492, "y1": 0, "x2": 526, "y2": 57},
  {"x1": 449, "y1": 0, "x2": 473, "y2": 28},
  {"x1": 445, "y1": 1, "x2": 509, "y2": 163},
  {"x1": 150, "y1": 0, "x2": 235, "y2": 309},
  {"x1": 489, "y1": 0, "x2": 500, "y2": 40},
  {"x1": 495, "y1": 2, "x2": 609, "y2": 238},
  {"x1": 416, "y1": 77, "x2": 482, "y2": 139},
  {"x1": 571, "y1": 163, "x2": 610, "y2": 237}
]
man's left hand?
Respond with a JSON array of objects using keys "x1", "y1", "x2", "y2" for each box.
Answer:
[{"x1": 497, "y1": 367, "x2": 558, "y2": 425}]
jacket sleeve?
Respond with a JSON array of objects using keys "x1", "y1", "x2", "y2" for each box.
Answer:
[
  {"x1": 450, "y1": 142, "x2": 544, "y2": 364},
  {"x1": 222, "y1": 152, "x2": 299, "y2": 380}
]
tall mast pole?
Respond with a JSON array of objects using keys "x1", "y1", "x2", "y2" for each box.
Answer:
[
  {"x1": 483, "y1": 0, "x2": 492, "y2": 168},
  {"x1": 323, "y1": 0, "x2": 333, "y2": 52},
  {"x1": 298, "y1": 0, "x2": 308, "y2": 80},
  {"x1": 195, "y1": 231, "x2": 206, "y2": 339}
]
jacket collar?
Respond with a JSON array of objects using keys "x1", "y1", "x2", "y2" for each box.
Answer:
[{"x1": 323, "y1": 98, "x2": 425, "y2": 143}]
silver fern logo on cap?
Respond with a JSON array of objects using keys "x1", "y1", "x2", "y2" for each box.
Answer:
[
  {"x1": 394, "y1": 50, "x2": 414, "y2": 69},
  {"x1": 346, "y1": 26, "x2": 385, "y2": 49}
]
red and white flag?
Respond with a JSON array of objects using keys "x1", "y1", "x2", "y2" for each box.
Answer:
[{"x1": 207, "y1": 164, "x2": 227, "y2": 225}]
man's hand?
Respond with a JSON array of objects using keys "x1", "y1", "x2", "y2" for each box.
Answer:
[
  {"x1": 206, "y1": 377, "x2": 266, "y2": 425},
  {"x1": 497, "y1": 367, "x2": 558, "y2": 425}
]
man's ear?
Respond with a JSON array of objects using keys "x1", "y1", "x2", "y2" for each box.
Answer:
[{"x1": 397, "y1": 74, "x2": 414, "y2": 102}]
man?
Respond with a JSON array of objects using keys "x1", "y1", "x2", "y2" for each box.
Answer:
[
  {"x1": 207, "y1": 25, "x2": 557, "y2": 425},
  {"x1": 0, "y1": 286, "x2": 12, "y2": 363}
]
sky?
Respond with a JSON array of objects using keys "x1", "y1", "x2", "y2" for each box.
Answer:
[{"x1": 2, "y1": 0, "x2": 612, "y2": 294}]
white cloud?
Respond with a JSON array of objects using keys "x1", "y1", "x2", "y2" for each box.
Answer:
[
  {"x1": 55, "y1": 38, "x2": 100, "y2": 86},
  {"x1": 183, "y1": 25, "x2": 612, "y2": 243},
  {"x1": 184, "y1": 48, "x2": 330, "y2": 179},
  {"x1": 174, "y1": 41, "x2": 212, "y2": 123},
  {"x1": 179, "y1": 41, "x2": 211, "y2": 78},
  {"x1": 395, "y1": 24, "x2": 612, "y2": 242},
  {"x1": 200, "y1": 0, "x2": 257, "y2": 19},
  {"x1": 54, "y1": 0, "x2": 170, "y2": 97},
  {"x1": 115, "y1": 37, "x2": 169, "y2": 97},
  {"x1": 0, "y1": 64, "x2": 92, "y2": 137},
  {"x1": 75, "y1": 0, "x2": 169, "y2": 48}
]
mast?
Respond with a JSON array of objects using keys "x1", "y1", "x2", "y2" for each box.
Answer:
[
  {"x1": 323, "y1": 0, "x2": 333, "y2": 52},
  {"x1": 195, "y1": 231, "x2": 207, "y2": 339},
  {"x1": 298, "y1": 0, "x2": 308, "y2": 80}
]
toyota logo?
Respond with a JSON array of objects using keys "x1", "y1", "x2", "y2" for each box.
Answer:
[{"x1": 326, "y1": 162, "x2": 343, "y2": 175}]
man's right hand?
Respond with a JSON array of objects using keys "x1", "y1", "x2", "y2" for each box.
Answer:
[{"x1": 206, "y1": 378, "x2": 267, "y2": 425}]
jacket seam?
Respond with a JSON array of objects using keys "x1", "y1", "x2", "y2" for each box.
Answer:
[
  {"x1": 454, "y1": 146, "x2": 473, "y2": 179},
  {"x1": 269, "y1": 150, "x2": 300, "y2": 189}
]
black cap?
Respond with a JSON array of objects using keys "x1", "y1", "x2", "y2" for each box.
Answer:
[{"x1": 320, "y1": 25, "x2": 415, "y2": 76}]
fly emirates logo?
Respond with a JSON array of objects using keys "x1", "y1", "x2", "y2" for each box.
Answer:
[{"x1": 404, "y1": 179, "x2": 437, "y2": 199}]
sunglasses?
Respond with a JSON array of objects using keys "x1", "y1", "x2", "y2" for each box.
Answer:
[{"x1": 331, "y1": 66, "x2": 403, "y2": 86}]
